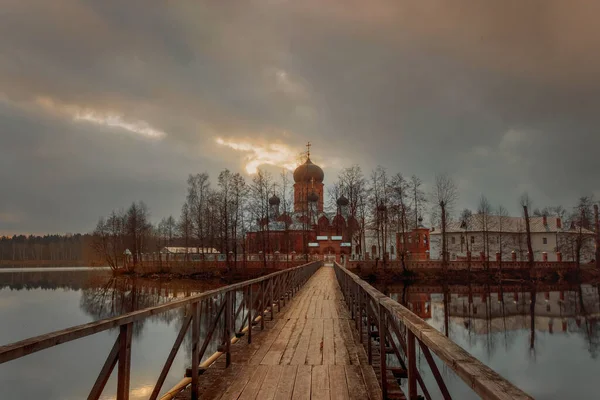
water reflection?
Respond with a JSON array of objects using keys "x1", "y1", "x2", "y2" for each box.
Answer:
[
  {"x1": 378, "y1": 281, "x2": 600, "y2": 399},
  {"x1": 0, "y1": 269, "x2": 225, "y2": 400}
]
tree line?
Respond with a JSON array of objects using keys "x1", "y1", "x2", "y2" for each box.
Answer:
[{"x1": 90, "y1": 163, "x2": 599, "y2": 271}]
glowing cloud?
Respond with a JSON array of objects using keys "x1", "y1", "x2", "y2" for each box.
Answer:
[
  {"x1": 215, "y1": 137, "x2": 300, "y2": 174},
  {"x1": 35, "y1": 96, "x2": 166, "y2": 139}
]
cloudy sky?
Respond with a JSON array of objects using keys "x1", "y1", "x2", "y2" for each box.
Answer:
[{"x1": 1, "y1": 0, "x2": 599, "y2": 234}]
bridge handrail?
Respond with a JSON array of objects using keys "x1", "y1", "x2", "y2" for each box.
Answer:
[
  {"x1": 333, "y1": 262, "x2": 533, "y2": 400},
  {"x1": 0, "y1": 261, "x2": 321, "y2": 400}
]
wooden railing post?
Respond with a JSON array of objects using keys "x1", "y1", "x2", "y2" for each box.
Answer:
[
  {"x1": 190, "y1": 302, "x2": 200, "y2": 400},
  {"x1": 270, "y1": 278, "x2": 274, "y2": 320},
  {"x1": 117, "y1": 322, "x2": 133, "y2": 400},
  {"x1": 260, "y1": 280, "x2": 265, "y2": 330},
  {"x1": 378, "y1": 303, "x2": 387, "y2": 400},
  {"x1": 224, "y1": 291, "x2": 232, "y2": 367},
  {"x1": 248, "y1": 285, "x2": 253, "y2": 344},
  {"x1": 407, "y1": 329, "x2": 417, "y2": 400}
]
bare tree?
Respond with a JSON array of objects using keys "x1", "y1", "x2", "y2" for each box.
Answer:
[
  {"x1": 409, "y1": 175, "x2": 427, "y2": 229},
  {"x1": 431, "y1": 173, "x2": 458, "y2": 267},
  {"x1": 573, "y1": 196, "x2": 594, "y2": 268},
  {"x1": 92, "y1": 210, "x2": 126, "y2": 271},
  {"x1": 178, "y1": 203, "x2": 193, "y2": 262},
  {"x1": 390, "y1": 173, "x2": 411, "y2": 271},
  {"x1": 496, "y1": 205, "x2": 510, "y2": 267},
  {"x1": 520, "y1": 193, "x2": 534, "y2": 267},
  {"x1": 595, "y1": 204, "x2": 600, "y2": 269},
  {"x1": 250, "y1": 169, "x2": 273, "y2": 269},
  {"x1": 124, "y1": 201, "x2": 151, "y2": 269},
  {"x1": 476, "y1": 195, "x2": 493, "y2": 268},
  {"x1": 369, "y1": 166, "x2": 391, "y2": 263},
  {"x1": 338, "y1": 165, "x2": 367, "y2": 258}
]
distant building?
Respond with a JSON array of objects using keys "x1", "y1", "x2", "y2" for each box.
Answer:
[
  {"x1": 245, "y1": 150, "x2": 359, "y2": 262},
  {"x1": 396, "y1": 217, "x2": 431, "y2": 261},
  {"x1": 429, "y1": 214, "x2": 595, "y2": 262},
  {"x1": 160, "y1": 247, "x2": 220, "y2": 254}
]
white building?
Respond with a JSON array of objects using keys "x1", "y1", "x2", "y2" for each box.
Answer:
[{"x1": 430, "y1": 214, "x2": 595, "y2": 262}]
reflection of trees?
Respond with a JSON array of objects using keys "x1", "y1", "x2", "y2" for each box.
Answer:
[{"x1": 79, "y1": 277, "x2": 221, "y2": 339}]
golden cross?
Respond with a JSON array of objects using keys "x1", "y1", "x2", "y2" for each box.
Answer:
[{"x1": 306, "y1": 141, "x2": 311, "y2": 158}]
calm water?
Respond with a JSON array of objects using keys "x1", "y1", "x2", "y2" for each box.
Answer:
[
  {"x1": 379, "y1": 281, "x2": 600, "y2": 399},
  {"x1": 0, "y1": 268, "x2": 223, "y2": 400},
  {"x1": 2, "y1": 270, "x2": 599, "y2": 399}
]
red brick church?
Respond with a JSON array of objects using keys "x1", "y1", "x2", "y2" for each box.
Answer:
[{"x1": 246, "y1": 148, "x2": 359, "y2": 262}]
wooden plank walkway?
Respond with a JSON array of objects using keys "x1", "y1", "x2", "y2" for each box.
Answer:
[{"x1": 176, "y1": 266, "x2": 382, "y2": 400}]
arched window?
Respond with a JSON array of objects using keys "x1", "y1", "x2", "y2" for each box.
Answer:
[{"x1": 390, "y1": 245, "x2": 395, "y2": 255}]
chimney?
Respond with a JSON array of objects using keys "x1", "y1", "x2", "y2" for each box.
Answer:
[
  {"x1": 556, "y1": 217, "x2": 562, "y2": 229},
  {"x1": 543, "y1": 215, "x2": 547, "y2": 226}
]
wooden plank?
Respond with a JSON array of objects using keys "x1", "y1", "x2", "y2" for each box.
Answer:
[
  {"x1": 274, "y1": 365, "x2": 298, "y2": 400},
  {"x1": 291, "y1": 365, "x2": 312, "y2": 400},
  {"x1": 280, "y1": 318, "x2": 306, "y2": 365},
  {"x1": 262, "y1": 318, "x2": 298, "y2": 365},
  {"x1": 238, "y1": 364, "x2": 270, "y2": 400},
  {"x1": 344, "y1": 365, "x2": 370, "y2": 400},
  {"x1": 248, "y1": 319, "x2": 286, "y2": 365},
  {"x1": 322, "y1": 318, "x2": 335, "y2": 365},
  {"x1": 290, "y1": 318, "x2": 314, "y2": 365},
  {"x1": 311, "y1": 365, "x2": 330, "y2": 400},
  {"x1": 257, "y1": 365, "x2": 284, "y2": 400},
  {"x1": 359, "y1": 365, "x2": 383, "y2": 400},
  {"x1": 306, "y1": 318, "x2": 324, "y2": 365},
  {"x1": 328, "y1": 365, "x2": 350, "y2": 400},
  {"x1": 333, "y1": 319, "x2": 349, "y2": 365},
  {"x1": 218, "y1": 364, "x2": 256, "y2": 400},
  {"x1": 340, "y1": 319, "x2": 360, "y2": 365}
]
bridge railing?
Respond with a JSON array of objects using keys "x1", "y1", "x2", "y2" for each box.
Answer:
[
  {"x1": 333, "y1": 262, "x2": 533, "y2": 400},
  {"x1": 0, "y1": 261, "x2": 321, "y2": 400}
]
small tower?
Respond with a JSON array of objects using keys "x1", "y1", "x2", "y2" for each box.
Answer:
[
  {"x1": 269, "y1": 194, "x2": 280, "y2": 219},
  {"x1": 337, "y1": 195, "x2": 349, "y2": 217}
]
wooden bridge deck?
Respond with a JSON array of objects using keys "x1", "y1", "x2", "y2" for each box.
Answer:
[{"x1": 176, "y1": 266, "x2": 383, "y2": 400}]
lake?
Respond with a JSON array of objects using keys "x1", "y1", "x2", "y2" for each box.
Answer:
[
  {"x1": 0, "y1": 268, "x2": 223, "y2": 400},
  {"x1": 1, "y1": 269, "x2": 599, "y2": 399}
]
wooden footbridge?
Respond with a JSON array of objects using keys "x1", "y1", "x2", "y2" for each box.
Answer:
[{"x1": 0, "y1": 262, "x2": 532, "y2": 400}]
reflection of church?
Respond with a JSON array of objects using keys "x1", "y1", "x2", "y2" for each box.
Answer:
[{"x1": 246, "y1": 149, "x2": 359, "y2": 262}]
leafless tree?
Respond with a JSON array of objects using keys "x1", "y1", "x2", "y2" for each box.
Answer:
[
  {"x1": 520, "y1": 193, "x2": 534, "y2": 267},
  {"x1": 431, "y1": 173, "x2": 458, "y2": 267},
  {"x1": 369, "y1": 165, "x2": 391, "y2": 263},
  {"x1": 409, "y1": 175, "x2": 427, "y2": 229},
  {"x1": 390, "y1": 173, "x2": 411, "y2": 271},
  {"x1": 92, "y1": 210, "x2": 126, "y2": 271},
  {"x1": 124, "y1": 201, "x2": 151, "y2": 269},
  {"x1": 496, "y1": 205, "x2": 510, "y2": 267},
  {"x1": 178, "y1": 203, "x2": 193, "y2": 262},
  {"x1": 338, "y1": 165, "x2": 367, "y2": 258},
  {"x1": 250, "y1": 169, "x2": 273, "y2": 269},
  {"x1": 476, "y1": 195, "x2": 493, "y2": 268}
]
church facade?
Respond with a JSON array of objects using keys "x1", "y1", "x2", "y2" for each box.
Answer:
[{"x1": 245, "y1": 153, "x2": 359, "y2": 262}]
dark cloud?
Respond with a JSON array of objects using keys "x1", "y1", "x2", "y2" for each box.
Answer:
[{"x1": 1, "y1": 0, "x2": 599, "y2": 233}]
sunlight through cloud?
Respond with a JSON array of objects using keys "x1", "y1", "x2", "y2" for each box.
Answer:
[
  {"x1": 35, "y1": 97, "x2": 166, "y2": 139},
  {"x1": 215, "y1": 137, "x2": 300, "y2": 174}
]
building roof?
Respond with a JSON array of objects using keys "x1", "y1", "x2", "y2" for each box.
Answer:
[
  {"x1": 430, "y1": 214, "x2": 594, "y2": 235},
  {"x1": 293, "y1": 157, "x2": 324, "y2": 183},
  {"x1": 161, "y1": 247, "x2": 220, "y2": 254}
]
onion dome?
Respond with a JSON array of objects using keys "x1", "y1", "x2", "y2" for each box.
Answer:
[
  {"x1": 376, "y1": 202, "x2": 387, "y2": 212},
  {"x1": 307, "y1": 191, "x2": 319, "y2": 203},
  {"x1": 336, "y1": 195, "x2": 349, "y2": 207},
  {"x1": 293, "y1": 157, "x2": 324, "y2": 183},
  {"x1": 268, "y1": 194, "x2": 280, "y2": 206}
]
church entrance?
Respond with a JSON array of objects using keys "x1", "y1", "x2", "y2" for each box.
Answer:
[{"x1": 323, "y1": 246, "x2": 336, "y2": 265}]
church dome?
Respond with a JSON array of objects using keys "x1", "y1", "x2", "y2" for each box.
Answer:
[
  {"x1": 293, "y1": 158, "x2": 324, "y2": 183},
  {"x1": 269, "y1": 194, "x2": 280, "y2": 206},
  {"x1": 336, "y1": 195, "x2": 349, "y2": 207},
  {"x1": 307, "y1": 191, "x2": 319, "y2": 203}
]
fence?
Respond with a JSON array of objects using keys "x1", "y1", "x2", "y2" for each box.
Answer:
[
  {"x1": 333, "y1": 262, "x2": 532, "y2": 400},
  {"x1": 0, "y1": 261, "x2": 321, "y2": 400}
]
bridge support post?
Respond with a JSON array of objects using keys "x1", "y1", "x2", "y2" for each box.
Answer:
[
  {"x1": 117, "y1": 322, "x2": 133, "y2": 400},
  {"x1": 378, "y1": 303, "x2": 387, "y2": 400},
  {"x1": 407, "y1": 329, "x2": 417, "y2": 400},
  {"x1": 190, "y1": 302, "x2": 200, "y2": 400},
  {"x1": 248, "y1": 286, "x2": 253, "y2": 344}
]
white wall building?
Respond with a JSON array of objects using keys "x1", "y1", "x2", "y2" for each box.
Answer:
[{"x1": 430, "y1": 214, "x2": 595, "y2": 262}]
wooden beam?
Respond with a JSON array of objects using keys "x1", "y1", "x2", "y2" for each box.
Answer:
[
  {"x1": 88, "y1": 336, "x2": 120, "y2": 400},
  {"x1": 116, "y1": 323, "x2": 132, "y2": 400}
]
